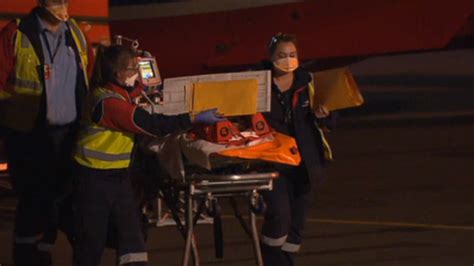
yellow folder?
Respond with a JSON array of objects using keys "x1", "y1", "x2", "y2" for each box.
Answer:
[
  {"x1": 312, "y1": 67, "x2": 364, "y2": 111},
  {"x1": 192, "y1": 79, "x2": 258, "y2": 116}
]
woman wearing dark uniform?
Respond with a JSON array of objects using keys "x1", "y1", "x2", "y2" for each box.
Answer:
[{"x1": 260, "y1": 33, "x2": 334, "y2": 266}]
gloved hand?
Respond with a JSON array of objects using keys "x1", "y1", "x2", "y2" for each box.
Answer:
[
  {"x1": 193, "y1": 108, "x2": 226, "y2": 125},
  {"x1": 314, "y1": 105, "x2": 330, "y2": 118}
]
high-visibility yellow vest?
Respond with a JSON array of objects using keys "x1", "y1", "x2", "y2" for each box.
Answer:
[
  {"x1": 0, "y1": 18, "x2": 88, "y2": 132},
  {"x1": 308, "y1": 80, "x2": 333, "y2": 161},
  {"x1": 74, "y1": 87, "x2": 135, "y2": 170}
]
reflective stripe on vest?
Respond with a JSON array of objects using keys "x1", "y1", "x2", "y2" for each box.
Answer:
[
  {"x1": 92, "y1": 89, "x2": 127, "y2": 108},
  {"x1": 74, "y1": 88, "x2": 135, "y2": 170},
  {"x1": 0, "y1": 18, "x2": 89, "y2": 132},
  {"x1": 78, "y1": 145, "x2": 131, "y2": 161},
  {"x1": 14, "y1": 27, "x2": 42, "y2": 95},
  {"x1": 14, "y1": 78, "x2": 42, "y2": 93},
  {"x1": 308, "y1": 79, "x2": 315, "y2": 110},
  {"x1": 308, "y1": 80, "x2": 333, "y2": 161},
  {"x1": 68, "y1": 19, "x2": 89, "y2": 88}
]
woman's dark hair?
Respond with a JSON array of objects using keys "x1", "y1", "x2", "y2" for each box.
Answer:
[
  {"x1": 90, "y1": 44, "x2": 136, "y2": 88},
  {"x1": 268, "y1": 32, "x2": 297, "y2": 56}
]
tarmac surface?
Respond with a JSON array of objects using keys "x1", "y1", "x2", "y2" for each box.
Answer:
[{"x1": 0, "y1": 50, "x2": 473, "y2": 265}]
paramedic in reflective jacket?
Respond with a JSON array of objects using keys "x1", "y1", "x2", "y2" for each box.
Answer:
[
  {"x1": 0, "y1": 1, "x2": 90, "y2": 265},
  {"x1": 260, "y1": 33, "x2": 335, "y2": 266},
  {"x1": 72, "y1": 44, "x2": 223, "y2": 266}
]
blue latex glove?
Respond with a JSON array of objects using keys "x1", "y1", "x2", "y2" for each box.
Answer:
[{"x1": 194, "y1": 109, "x2": 226, "y2": 125}]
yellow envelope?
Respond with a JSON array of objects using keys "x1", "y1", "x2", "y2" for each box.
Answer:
[
  {"x1": 193, "y1": 79, "x2": 258, "y2": 116},
  {"x1": 312, "y1": 68, "x2": 364, "y2": 111}
]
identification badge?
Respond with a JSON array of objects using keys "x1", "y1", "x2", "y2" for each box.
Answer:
[{"x1": 44, "y1": 64, "x2": 52, "y2": 80}]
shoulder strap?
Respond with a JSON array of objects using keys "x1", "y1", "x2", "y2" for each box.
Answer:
[
  {"x1": 67, "y1": 19, "x2": 87, "y2": 52},
  {"x1": 92, "y1": 88, "x2": 127, "y2": 109},
  {"x1": 307, "y1": 72, "x2": 315, "y2": 109}
]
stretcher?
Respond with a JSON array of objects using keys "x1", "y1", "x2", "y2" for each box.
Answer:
[{"x1": 145, "y1": 132, "x2": 300, "y2": 266}]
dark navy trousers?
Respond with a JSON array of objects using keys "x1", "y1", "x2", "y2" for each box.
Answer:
[
  {"x1": 5, "y1": 125, "x2": 76, "y2": 266},
  {"x1": 73, "y1": 165, "x2": 148, "y2": 266},
  {"x1": 260, "y1": 166, "x2": 310, "y2": 266}
]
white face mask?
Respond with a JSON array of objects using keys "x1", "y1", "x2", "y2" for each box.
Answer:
[
  {"x1": 124, "y1": 73, "x2": 139, "y2": 87},
  {"x1": 273, "y1": 57, "x2": 299, "y2": 73},
  {"x1": 41, "y1": 0, "x2": 70, "y2": 22}
]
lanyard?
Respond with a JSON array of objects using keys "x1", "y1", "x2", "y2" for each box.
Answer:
[
  {"x1": 41, "y1": 30, "x2": 63, "y2": 64},
  {"x1": 276, "y1": 90, "x2": 293, "y2": 124}
]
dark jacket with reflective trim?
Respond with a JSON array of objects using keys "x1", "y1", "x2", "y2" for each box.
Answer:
[
  {"x1": 263, "y1": 67, "x2": 335, "y2": 193},
  {"x1": 0, "y1": 7, "x2": 89, "y2": 132}
]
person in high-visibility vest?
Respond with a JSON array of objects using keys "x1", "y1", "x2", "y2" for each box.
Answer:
[
  {"x1": 72, "y1": 44, "x2": 223, "y2": 266},
  {"x1": 259, "y1": 33, "x2": 336, "y2": 266},
  {"x1": 0, "y1": 1, "x2": 91, "y2": 265}
]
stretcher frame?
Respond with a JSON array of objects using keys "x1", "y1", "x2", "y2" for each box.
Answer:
[{"x1": 155, "y1": 169, "x2": 278, "y2": 266}]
